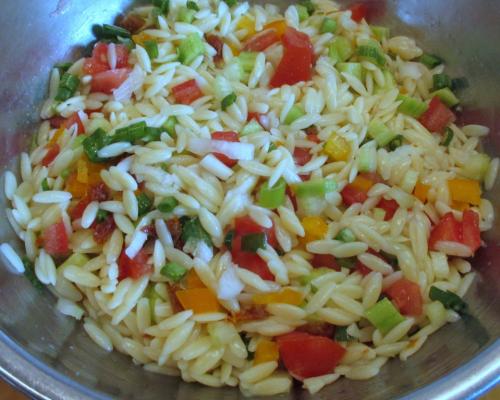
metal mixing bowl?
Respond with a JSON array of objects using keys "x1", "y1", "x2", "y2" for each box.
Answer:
[{"x1": 0, "y1": 0, "x2": 499, "y2": 399}]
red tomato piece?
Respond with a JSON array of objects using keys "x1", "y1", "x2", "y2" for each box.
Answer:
[
  {"x1": 48, "y1": 116, "x2": 66, "y2": 129},
  {"x1": 41, "y1": 144, "x2": 60, "y2": 167},
  {"x1": 42, "y1": 221, "x2": 70, "y2": 257},
  {"x1": 63, "y1": 112, "x2": 85, "y2": 135},
  {"x1": 360, "y1": 172, "x2": 384, "y2": 184},
  {"x1": 293, "y1": 147, "x2": 312, "y2": 166},
  {"x1": 428, "y1": 212, "x2": 462, "y2": 251},
  {"x1": 311, "y1": 254, "x2": 340, "y2": 271},
  {"x1": 118, "y1": 249, "x2": 152, "y2": 280},
  {"x1": 141, "y1": 224, "x2": 157, "y2": 238},
  {"x1": 234, "y1": 215, "x2": 278, "y2": 249},
  {"x1": 277, "y1": 332, "x2": 346, "y2": 380},
  {"x1": 386, "y1": 278, "x2": 423, "y2": 316},
  {"x1": 92, "y1": 214, "x2": 116, "y2": 244},
  {"x1": 211, "y1": 131, "x2": 240, "y2": 168},
  {"x1": 172, "y1": 79, "x2": 204, "y2": 105},
  {"x1": 231, "y1": 236, "x2": 275, "y2": 281},
  {"x1": 90, "y1": 68, "x2": 130, "y2": 94},
  {"x1": 349, "y1": 3, "x2": 369, "y2": 22},
  {"x1": 419, "y1": 97, "x2": 456, "y2": 133},
  {"x1": 243, "y1": 29, "x2": 280, "y2": 52},
  {"x1": 84, "y1": 43, "x2": 129, "y2": 75},
  {"x1": 307, "y1": 134, "x2": 320, "y2": 144},
  {"x1": 270, "y1": 28, "x2": 314, "y2": 88},
  {"x1": 205, "y1": 34, "x2": 224, "y2": 66},
  {"x1": 377, "y1": 198, "x2": 399, "y2": 221},
  {"x1": 461, "y1": 210, "x2": 481, "y2": 254},
  {"x1": 70, "y1": 197, "x2": 91, "y2": 220},
  {"x1": 341, "y1": 184, "x2": 368, "y2": 206}
]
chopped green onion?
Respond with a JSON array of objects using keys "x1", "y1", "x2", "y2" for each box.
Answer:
[
  {"x1": 83, "y1": 128, "x2": 112, "y2": 163},
  {"x1": 357, "y1": 141, "x2": 377, "y2": 173},
  {"x1": 178, "y1": 7, "x2": 196, "y2": 23},
  {"x1": 293, "y1": 179, "x2": 337, "y2": 199},
  {"x1": 164, "y1": 116, "x2": 178, "y2": 138},
  {"x1": 337, "y1": 62, "x2": 363, "y2": 81},
  {"x1": 371, "y1": 26, "x2": 390, "y2": 41},
  {"x1": 257, "y1": 178, "x2": 286, "y2": 209},
  {"x1": 432, "y1": 88, "x2": 459, "y2": 107},
  {"x1": 284, "y1": 105, "x2": 306, "y2": 125},
  {"x1": 181, "y1": 216, "x2": 212, "y2": 247},
  {"x1": 298, "y1": 0, "x2": 316, "y2": 15},
  {"x1": 451, "y1": 77, "x2": 469, "y2": 92},
  {"x1": 397, "y1": 95, "x2": 428, "y2": 118},
  {"x1": 136, "y1": 193, "x2": 153, "y2": 216},
  {"x1": 441, "y1": 128, "x2": 454, "y2": 147},
  {"x1": 55, "y1": 62, "x2": 73, "y2": 73},
  {"x1": 356, "y1": 44, "x2": 386, "y2": 67},
  {"x1": 161, "y1": 262, "x2": 187, "y2": 282},
  {"x1": 186, "y1": 1, "x2": 199, "y2": 10},
  {"x1": 178, "y1": 33, "x2": 205, "y2": 66},
  {"x1": 41, "y1": 178, "x2": 50, "y2": 191},
  {"x1": 142, "y1": 127, "x2": 163, "y2": 143},
  {"x1": 224, "y1": 230, "x2": 235, "y2": 250},
  {"x1": 144, "y1": 40, "x2": 159, "y2": 59},
  {"x1": 238, "y1": 51, "x2": 258, "y2": 74},
  {"x1": 96, "y1": 209, "x2": 109, "y2": 223},
  {"x1": 388, "y1": 135, "x2": 404, "y2": 151},
  {"x1": 158, "y1": 197, "x2": 178, "y2": 213},
  {"x1": 22, "y1": 257, "x2": 44, "y2": 290},
  {"x1": 365, "y1": 297, "x2": 405, "y2": 335},
  {"x1": 296, "y1": 5, "x2": 309, "y2": 22},
  {"x1": 328, "y1": 37, "x2": 354, "y2": 65},
  {"x1": 112, "y1": 121, "x2": 147, "y2": 143},
  {"x1": 335, "y1": 228, "x2": 356, "y2": 243},
  {"x1": 94, "y1": 24, "x2": 132, "y2": 40},
  {"x1": 55, "y1": 73, "x2": 80, "y2": 101},
  {"x1": 337, "y1": 257, "x2": 356, "y2": 269},
  {"x1": 223, "y1": 0, "x2": 238, "y2": 7},
  {"x1": 221, "y1": 92, "x2": 237, "y2": 110},
  {"x1": 461, "y1": 153, "x2": 490, "y2": 181},
  {"x1": 241, "y1": 233, "x2": 267, "y2": 253},
  {"x1": 299, "y1": 267, "x2": 331, "y2": 286},
  {"x1": 429, "y1": 286, "x2": 467, "y2": 314},
  {"x1": 334, "y1": 326, "x2": 354, "y2": 342},
  {"x1": 241, "y1": 120, "x2": 262, "y2": 136},
  {"x1": 432, "y1": 73, "x2": 452, "y2": 91},
  {"x1": 418, "y1": 53, "x2": 443, "y2": 69},
  {"x1": 320, "y1": 17, "x2": 337, "y2": 34},
  {"x1": 152, "y1": 0, "x2": 169, "y2": 14},
  {"x1": 368, "y1": 120, "x2": 398, "y2": 147}
]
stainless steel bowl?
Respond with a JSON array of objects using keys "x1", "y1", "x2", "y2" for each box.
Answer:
[{"x1": 0, "y1": 0, "x2": 499, "y2": 399}]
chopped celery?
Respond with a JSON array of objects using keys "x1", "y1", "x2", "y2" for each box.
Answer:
[
  {"x1": 258, "y1": 178, "x2": 286, "y2": 209},
  {"x1": 356, "y1": 45, "x2": 386, "y2": 67},
  {"x1": 337, "y1": 62, "x2": 363, "y2": 81},
  {"x1": 335, "y1": 228, "x2": 356, "y2": 243},
  {"x1": 432, "y1": 73, "x2": 452, "y2": 91},
  {"x1": 241, "y1": 233, "x2": 267, "y2": 252},
  {"x1": 59, "y1": 253, "x2": 90, "y2": 269},
  {"x1": 224, "y1": 230, "x2": 235, "y2": 250},
  {"x1": 83, "y1": 128, "x2": 112, "y2": 163},
  {"x1": 136, "y1": 193, "x2": 153, "y2": 216},
  {"x1": 357, "y1": 141, "x2": 377, "y2": 172},
  {"x1": 368, "y1": 120, "x2": 398, "y2": 147},
  {"x1": 328, "y1": 37, "x2": 353, "y2": 65},
  {"x1": 388, "y1": 135, "x2": 404, "y2": 151},
  {"x1": 224, "y1": 59, "x2": 244, "y2": 82},
  {"x1": 432, "y1": 88, "x2": 459, "y2": 107},
  {"x1": 161, "y1": 262, "x2": 187, "y2": 282},
  {"x1": 181, "y1": 216, "x2": 212, "y2": 247},
  {"x1": 221, "y1": 92, "x2": 237, "y2": 110},
  {"x1": 320, "y1": 17, "x2": 337, "y2": 34},
  {"x1": 178, "y1": 33, "x2": 205, "y2": 66},
  {"x1": 241, "y1": 120, "x2": 262, "y2": 136},
  {"x1": 86, "y1": 118, "x2": 112, "y2": 136},
  {"x1": 441, "y1": 128, "x2": 454, "y2": 147},
  {"x1": 429, "y1": 286, "x2": 467, "y2": 314},
  {"x1": 425, "y1": 301, "x2": 447, "y2": 326},
  {"x1": 461, "y1": 153, "x2": 490, "y2": 181},
  {"x1": 158, "y1": 196, "x2": 178, "y2": 213},
  {"x1": 284, "y1": 105, "x2": 305, "y2": 125},
  {"x1": 371, "y1": 26, "x2": 390, "y2": 41},
  {"x1": 178, "y1": 7, "x2": 196, "y2": 23},
  {"x1": 296, "y1": 5, "x2": 309, "y2": 22},
  {"x1": 238, "y1": 51, "x2": 258, "y2": 74},
  {"x1": 293, "y1": 179, "x2": 337, "y2": 199},
  {"x1": 365, "y1": 298, "x2": 405, "y2": 334},
  {"x1": 397, "y1": 95, "x2": 428, "y2": 118},
  {"x1": 418, "y1": 53, "x2": 443, "y2": 69},
  {"x1": 144, "y1": 285, "x2": 161, "y2": 323},
  {"x1": 144, "y1": 40, "x2": 159, "y2": 59},
  {"x1": 299, "y1": 267, "x2": 331, "y2": 286}
]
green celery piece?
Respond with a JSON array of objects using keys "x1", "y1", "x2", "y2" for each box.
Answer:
[
  {"x1": 284, "y1": 105, "x2": 305, "y2": 125},
  {"x1": 144, "y1": 40, "x2": 159, "y2": 59},
  {"x1": 397, "y1": 95, "x2": 428, "y2": 118},
  {"x1": 460, "y1": 153, "x2": 490, "y2": 181},
  {"x1": 257, "y1": 178, "x2": 286, "y2": 209},
  {"x1": 371, "y1": 26, "x2": 390, "y2": 41},
  {"x1": 178, "y1": 7, "x2": 196, "y2": 23},
  {"x1": 241, "y1": 120, "x2": 262, "y2": 136},
  {"x1": 164, "y1": 116, "x2": 177, "y2": 138},
  {"x1": 144, "y1": 284, "x2": 162, "y2": 323},
  {"x1": 83, "y1": 128, "x2": 112, "y2": 163},
  {"x1": 337, "y1": 62, "x2": 363, "y2": 81},
  {"x1": 431, "y1": 88, "x2": 459, "y2": 107},
  {"x1": 357, "y1": 142, "x2": 377, "y2": 172},
  {"x1": 296, "y1": 5, "x2": 309, "y2": 22},
  {"x1": 320, "y1": 17, "x2": 337, "y2": 34},
  {"x1": 365, "y1": 298, "x2": 405, "y2": 334},
  {"x1": 178, "y1": 33, "x2": 205, "y2": 66},
  {"x1": 161, "y1": 262, "x2": 187, "y2": 282},
  {"x1": 328, "y1": 37, "x2": 353, "y2": 65},
  {"x1": 293, "y1": 179, "x2": 337, "y2": 199},
  {"x1": 356, "y1": 45, "x2": 386, "y2": 67},
  {"x1": 238, "y1": 52, "x2": 258, "y2": 73},
  {"x1": 368, "y1": 120, "x2": 398, "y2": 147}
]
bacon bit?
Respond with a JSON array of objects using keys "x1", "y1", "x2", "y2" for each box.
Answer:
[
  {"x1": 167, "y1": 283, "x2": 184, "y2": 313},
  {"x1": 167, "y1": 218, "x2": 183, "y2": 249},
  {"x1": 116, "y1": 13, "x2": 144, "y2": 33},
  {"x1": 92, "y1": 214, "x2": 116, "y2": 244},
  {"x1": 205, "y1": 34, "x2": 224, "y2": 66},
  {"x1": 296, "y1": 322, "x2": 336, "y2": 337},
  {"x1": 231, "y1": 304, "x2": 269, "y2": 323}
]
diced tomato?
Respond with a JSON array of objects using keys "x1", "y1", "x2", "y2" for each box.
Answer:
[
  {"x1": 270, "y1": 27, "x2": 314, "y2": 88},
  {"x1": 247, "y1": 112, "x2": 270, "y2": 130},
  {"x1": 63, "y1": 112, "x2": 85, "y2": 135},
  {"x1": 42, "y1": 221, "x2": 70, "y2": 257},
  {"x1": 211, "y1": 131, "x2": 240, "y2": 168},
  {"x1": 205, "y1": 34, "x2": 224, "y2": 66},
  {"x1": 167, "y1": 218, "x2": 183, "y2": 249},
  {"x1": 141, "y1": 224, "x2": 157, "y2": 238},
  {"x1": 41, "y1": 144, "x2": 60, "y2": 167},
  {"x1": 311, "y1": 254, "x2": 340, "y2": 271},
  {"x1": 172, "y1": 79, "x2": 204, "y2": 105},
  {"x1": 234, "y1": 215, "x2": 278, "y2": 249},
  {"x1": 428, "y1": 212, "x2": 462, "y2": 251},
  {"x1": 277, "y1": 332, "x2": 346, "y2": 380},
  {"x1": 90, "y1": 68, "x2": 130, "y2": 94},
  {"x1": 243, "y1": 29, "x2": 280, "y2": 52},
  {"x1": 293, "y1": 147, "x2": 312, "y2": 166},
  {"x1": 349, "y1": 3, "x2": 369, "y2": 22},
  {"x1": 92, "y1": 214, "x2": 116, "y2": 244},
  {"x1": 48, "y1": 116, "x2": 66, "y2": 129},
  {"x1": 419, "y1": 97, "x2": 456, "y2": 133},
  {"x1": 118, "y1": 249, "x2": 152, "y2": 280},
  {"x1": 386, "y1": 278, "x2": 423, "y2": 316},
  {"x1": 461, "y1": 210, "x2": 481, "y2": 254},
  {"x1": 341, "y1": 184, "x2": 368, "y2": 206},
  {"x1": 231, "y1": 236, "x2": 275, "y2": 281},
  {"x1": 89, "y1": 182, "x2": 110, "y2": 202},
  {"x1": 377, "y1": 198, "x2": 399, "y2": 221},
  {"x1": 84, "y1": 43, "x2": 129, "y2": 75},
  {"x1": 296, "y1": 322, "x2": 336, "y2": 338},
  {"x1": 69, "y1": 198, "x2": 91, "y2": 220}
]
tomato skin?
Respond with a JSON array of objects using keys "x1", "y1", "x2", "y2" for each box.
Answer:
[
  {"x1": 419, "y1": 97, "x2": 455, "y2": 133},
  {"x1": 293, "y1": 147, "x2": 312, "y2": 166},
  {"x1": 377, "y1": 198, "x2": 399, "y2": 221},
  {"x1": 231, "y1": 236, "x2": 275, "y2": 281},
  {"x1": 461, "y1": 210, "x2": 481, "y2": 253},
  {"x1": 243, "y1": 29, "x2": 280, "y2": 52},
  {"x1": 84, "y1": 43, "x2": 129, "y2": 75},
  {"x1": 211, "y1": 131, "x2": 240, "y2": 167},
  {"x1": 386, "y1": 278, "x2": 423, "y2": 316},
  {"x1": 41, "y1": 144, "x2": 60, "y2": 167},
  {"x1": 270, "y1": 28, "x2": 314, "y2": 88},
  {"x1": 341, "y1": 184, "x2": 368, "y2": 206},
  {"x1": 428, "y1": 212, "x2": 462, "y2": 251},
  {"x1": 118, "y1": 249, "x2": 152, "y2": 280},
  {"x1": 172, "y1": 79, "x2": 204, "y2": 105},
  {"x1": 277, "y1": 332, "x2": 346, "y2": 380},
  {"x1": 311, "y1": 254, "x2": 340, "y2": 271},
  {"x1": 42, "y1": 221, "x2": 70, "y2": 257},
  {"x1": 90, "y1": 68, "x2": 130, "y2": 94}
]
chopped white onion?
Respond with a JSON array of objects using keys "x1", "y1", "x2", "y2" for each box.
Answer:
[
  {"x1": 113, "y1": 65, "x2": 145, "y2": 103},
  {"x1": 218, "y1": 265, "x2": 244, "y2": 300},
  {"x1": 193, "y1": 241, "x2": 213, "y2": 263},
  {"x1": 188, "y1": 138, "x2": 254, "y2": 160}
]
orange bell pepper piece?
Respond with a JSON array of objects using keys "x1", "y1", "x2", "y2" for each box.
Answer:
[
  {"x1": 254, "y1": 339, "x2": 279, "y2": 365},
  {"x1": 263, "y1": 20, "x2": 288, "y2": 38},
  {"x1": 252, "y1": 288, "x2": 303, "y2": 306},
  {"x1": 175, "y1": 288, "x2": 222, "y2": 314},
  {"x1": 414, "y1": 182, "x2": 430, "y2": 203},
  {"x1": 65, "y1": 173, "x2": 88, "y2": 199},
  {"x1": 350, "y1": 175, "x2": 375, "y2": 193},
  {"x1": 186, "y1": 269, "x2": 205, "y2": 289},
  {"x1": 448, "y1": 179, "x2": 481, "y2": 206}
]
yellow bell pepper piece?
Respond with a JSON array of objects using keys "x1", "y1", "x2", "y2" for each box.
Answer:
[
  {"x1": 237, "y1": 15, "x2": 256, "y2": 40},
  {"x1": 76, "y1": 158, "x2": 89, "y2": 184},
  {"x1": 48, "y1": 128, "x2": 65, "y2": 147},
  {"x1": 323, "y1": 135, "x2": 351, "y2": 162},
  {"x1": 350, "y1": 175, "x2": 375, "y2": 193},
  {"x1": 65, "y1": 173, "x2": 88, "y2": 199},
  {"x1": 186, "y1": 269, "x2": 205, "y2": 289},
  {"x1": 414, "y1": 182, "x2": 430, "y2": 203},
  {"x1": 263, "y1": 20, "x2": 287, "y2": 38},
  {"x1": 254, "y1": 339, "x2": 279, "y2": 365},
  {"x1": 253, "y1": 288, "x2": 303, "y2": 306},
  {"x1": 301, "y1": 216, "x2": 328, "y2": 244},
  {"x1": 132, "y1": 32, "x2": 154, "y2": 46},
  {"x1": 175, "y1": 288, "x2": 222, "y2": 314},
  {"x1": 448, "y1": 179, "x2": 481, "y2": 206}
]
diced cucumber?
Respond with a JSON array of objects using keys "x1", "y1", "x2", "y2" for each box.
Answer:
[
  {"x1": 337, "y1": 62, "x2": 363, "y2": 81},
  {"x1": 178, "y1": 33, "x2": 205, "y2": 66},
  {"x1": 284, "y1": 105, "x2": 305, "y2": 125},
  {"x1": 328, "y1": 37, "x2": 354, "y2": 65},
  {"x1": 357, "y1": 141, "x2": 377, "y2": 172},
  {"x1": 368, "y1": 120, "x2": 398, "y2": 147},
  {"x1": 397, "y1": 95, "x2": 428, "y2": 118}
]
